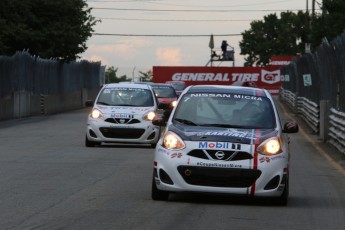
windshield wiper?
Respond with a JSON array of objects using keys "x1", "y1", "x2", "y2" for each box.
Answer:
[
  {"x1": 97, "y1": 101, "x2": 109, "y2": 105},
  {"x1": 174, "y1": 118, "x2": 198, "y2": 126}
]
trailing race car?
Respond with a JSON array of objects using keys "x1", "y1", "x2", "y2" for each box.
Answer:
[
  {"x1": 151, "y1": 85, "x2": 298, "y2": 205},
  {"x1": 85, "y1": 83, "x2": 161, "y2": 148}
]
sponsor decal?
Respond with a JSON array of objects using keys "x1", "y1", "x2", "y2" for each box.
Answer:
[
  {"x1": 171, "y1": 72, "x2": 260, "y2": 82},
  {"x1": 189, "y1": 93, "x2": 263, "y2": 101},
  {"x1": 172, "y1": 73, "x2": 230, "y2": 82},
  {"x1": 197, "y1": 162, "x2": 242, "y2": 168},
  {"x1": 259, "y1": 156, "x2": 271, "y2": 163},
  {"x1": 187, "y1": 158, "x2": 190, "y2": 165},
  {"x1": 198, "y1": 141, "x2": 241, "y2": 150},
  {"x1": 271, "y1": 155, "x2": 286, "y2": 161},
  {"x1": 111, "y1": 113, "x2": 132, "y2": 119},
  {"x1": 170, "y1": 152, "x2": 182, "y2": 158},
  {"x1": 199, "y1": 142, "x2": 229, "y2": 149},
  {"x1": 261, "y1": 70, "x2": 281, "y2": 84}
]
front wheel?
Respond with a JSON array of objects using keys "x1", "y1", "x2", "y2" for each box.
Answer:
[
  {"x1": 85, "y1": 135, "x2": 100, "y2": 147},
  {"x1": 271, "y1": 178, "x2": 289, "y2": 206},
  {"x1": 151, "y1": 175, "x2": 169, "y2": 201}
]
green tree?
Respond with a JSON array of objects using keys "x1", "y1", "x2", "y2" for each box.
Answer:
[
  {"x1": 0, "y1": 0, "x2": 99, "y2": 61},
  {"x1": 239, "y1": 11, "x2": 310, "y2": 66},
  {"x1": 138, "y1": 70, "x2": 153, "y2": 82},
  {"x1": 105, "y1": 66, "x2": 129, "y2": 83},
  {"x1": 311, "y1": 0, "x2": 345, "y2": 48}
]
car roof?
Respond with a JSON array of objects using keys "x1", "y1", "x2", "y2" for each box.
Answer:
[
  {"x1": 103, "y1": 83, "x2": 152, "y2": 90},
  {"x1": 150, "y1": 83, "x2": 175, "y2": 88},
  {"x1": 185, "y1": 85, "x2": 270, "y2": 98}
]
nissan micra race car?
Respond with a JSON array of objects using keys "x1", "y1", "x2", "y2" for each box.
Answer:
[
  {"x1": 152, "y1": 85, "x2": 298, "y2": 205},
  {"x1": 85, "y1": 83, "x2": 161, "y2": 148}
]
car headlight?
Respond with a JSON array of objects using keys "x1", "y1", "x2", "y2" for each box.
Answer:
[
  {"x1": 256, "y1": 137, "x2": 282, "y2": 155},
  {"x1": 171, "y1": 100, "x2": 178, "y2": 108},
  {"x1": 143, "y1": 111, "x2": 156, "y2": 121},
  {"x1": 163, "y1": 131, "x2": 185, "y2": 150},
  {"x1": 90, "y1": 109, "x2": 103, "y2": 119}
]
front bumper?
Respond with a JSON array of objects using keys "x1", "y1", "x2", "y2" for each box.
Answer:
[
  {"x1": 153, "y1": 144, "x2": 289, "y2": 197},
  {"x1": 86, "y1": 118, "x2": 160, "y2": 144}
]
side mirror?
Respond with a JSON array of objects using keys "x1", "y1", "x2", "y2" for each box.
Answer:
[
  {"x1": 282, "y1": 121, "x2": 299, "y2": 133},
  {"x1": 152, "y1": 117, "x2": 167, "y2": 126},
  {"x1": 85, "y1": 100, "x2": 94, "y2": 107}
]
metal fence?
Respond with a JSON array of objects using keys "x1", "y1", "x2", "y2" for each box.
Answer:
[
  {"x1": 0, "y1": 51, "x2": 102, "y2": 120},
  {"x1": 280, "y1": 30, "x2": 345, "y2": 155},
  {"x1": 0, "y1": 52, "x2": 101, "y2": 98}
]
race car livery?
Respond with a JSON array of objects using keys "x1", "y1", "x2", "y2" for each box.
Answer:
[
  {"x1": 151, "y1": 85, "x2": 298, "y2": 205},
  {"x1": 85, "y1": 83, "x2": 161, "y2": 147}
]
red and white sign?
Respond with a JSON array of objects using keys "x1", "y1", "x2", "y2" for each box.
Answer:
[
  {"x1": 270, "y1": 56, "x2": 300, "y2": 66},
  {"x1": 152, "y1": 66, "x2": 283, "y2": 95}
]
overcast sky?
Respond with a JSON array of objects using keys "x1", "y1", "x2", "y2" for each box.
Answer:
[{"x1": 81, "y1": 0, "x2": 311, "y2": 78}]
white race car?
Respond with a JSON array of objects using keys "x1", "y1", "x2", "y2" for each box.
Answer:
[
  {"x1": 85, "y1": 83, "x2": 161, "y2": 148},
  {"x1": 151, "y1": 85, "x2": 298, "y2": 205}
]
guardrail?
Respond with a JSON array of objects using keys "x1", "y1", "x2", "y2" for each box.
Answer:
[
  {"x1": 297, "y1": 97, "x2": 319, "y2": 133},
  {"x1": 328, "y1": 108, "x2": 345, "y2": 154},
  {"x1": 280, "y1": 89, "x2": 319, "y2": 133}
]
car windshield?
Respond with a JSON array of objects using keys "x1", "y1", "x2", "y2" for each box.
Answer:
[
  {"x1": 167, "y1": 82, "x2": 185, "y2": 91},
  {"x1": 173, "y1": 93, "x2": 276, "y2": 129},
  {"x1": 96, "y1": 87, "x2": 154, "y2": 107},
  {"x1": 152, "y1": 86, "x2": 176, "y2": 98}
]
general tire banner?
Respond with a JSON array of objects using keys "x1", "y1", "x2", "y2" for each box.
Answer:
[{"x1": 152, "y1": 66, "x2": 282, "y2": 95}]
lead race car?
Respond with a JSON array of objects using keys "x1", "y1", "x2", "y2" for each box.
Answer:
[{"x1": 151, "y1": 85, "x2": 298, "y2": 205}]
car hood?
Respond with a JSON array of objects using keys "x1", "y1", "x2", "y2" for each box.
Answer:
[
  {"x1": 168, "y1": 123, "x2": 278, "y2": 144},
  {"x1": 157, "y1": 97, "x2": 176, "y2": 104},
  {"x1": 95, "y1": 105, "x2": 154, "y2": 115}
]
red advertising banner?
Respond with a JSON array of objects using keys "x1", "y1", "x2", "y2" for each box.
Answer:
[{"x1": 152, "y1": 66, "x2": 282, "y2": 95}]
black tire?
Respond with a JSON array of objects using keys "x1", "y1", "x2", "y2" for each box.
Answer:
[
  {"x1": 85, "y1": 135, "x2": 100, "y2": 147},
  {"x1": 150, "y1": 143, "x2": 157, "y2": 148},
  {"x1": 151, "y1": 176, "x2": 169, "y2": 201},
  {"x1": 272, "y1": 178, "x2": 289, "y2": 206}
]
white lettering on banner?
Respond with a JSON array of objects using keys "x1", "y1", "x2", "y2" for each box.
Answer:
[
  {"x1": 271, "y1": 61, "x2": 290, "y2": 65},
  {"x1": 261, "y1": 70, "x2": 281, "y2": 84},
  {"x1": 172, "y1": 73, "x2": 230, "y2": 82},
  {"x1": 231, "y1": 73, "x2": 259, "y2": 82}
]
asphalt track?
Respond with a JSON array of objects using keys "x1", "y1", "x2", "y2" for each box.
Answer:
[{"x1": 0, "y1": 100, "x2": 344, "y2": 230}]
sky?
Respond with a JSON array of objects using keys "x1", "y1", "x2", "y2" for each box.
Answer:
[{"x1": 81, "y1": 0, "x2": 310, "y2": 80}]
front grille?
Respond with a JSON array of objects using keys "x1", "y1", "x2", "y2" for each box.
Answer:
[
  {"x1": 105, "y1": 118, "x2": 140, "y2": 124},
  {"x1": 177, "y1": 166, "x2": 261, "y2": 188},
  {"x1": 99, "y1": 127, "x2": 145, "y2": 139},
  {"x1": 187, "y1": 150, "x2": 253, "y2": 161}
]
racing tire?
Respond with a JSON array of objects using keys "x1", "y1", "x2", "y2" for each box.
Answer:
[
  {"x1": 85, "y1": 136, "x2": 100, "y2": 147},
  {"x1": 271, "y1": 178, "x2": 289, "y2": 206},
  {"x1": 151, "y1": 176, "x2": 169, "y2": 201}
]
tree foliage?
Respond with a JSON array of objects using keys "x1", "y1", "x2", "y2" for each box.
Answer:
[
  {"x1": 138, "y1": 70, "x2": 153, "y2": 82},
  {"x1": 240, "y1": 0, "x2": 345, "y2": 66},
  {"x1": 311, "y1": 0, "x2": 345, "y2": 48},
  {"x1": 239, "y1": 11, "x2": 310, "y2": 66},
  {"x1": 105, "y1": 67, "x2": 129, "y2": 83},
  {"x1": 0, "y1": 0, "x2": 99, "y2": 61}
]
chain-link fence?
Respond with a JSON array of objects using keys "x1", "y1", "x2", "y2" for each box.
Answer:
[
  {"x1": 0, "y1": 51, "x2": 102, "y2": 120},
  {"x1": 280, "y1": 30, "x2": 345, "y2": 154},
  {"x1": 0, "y1": 52, "x2": 101, "y2": 98}
]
